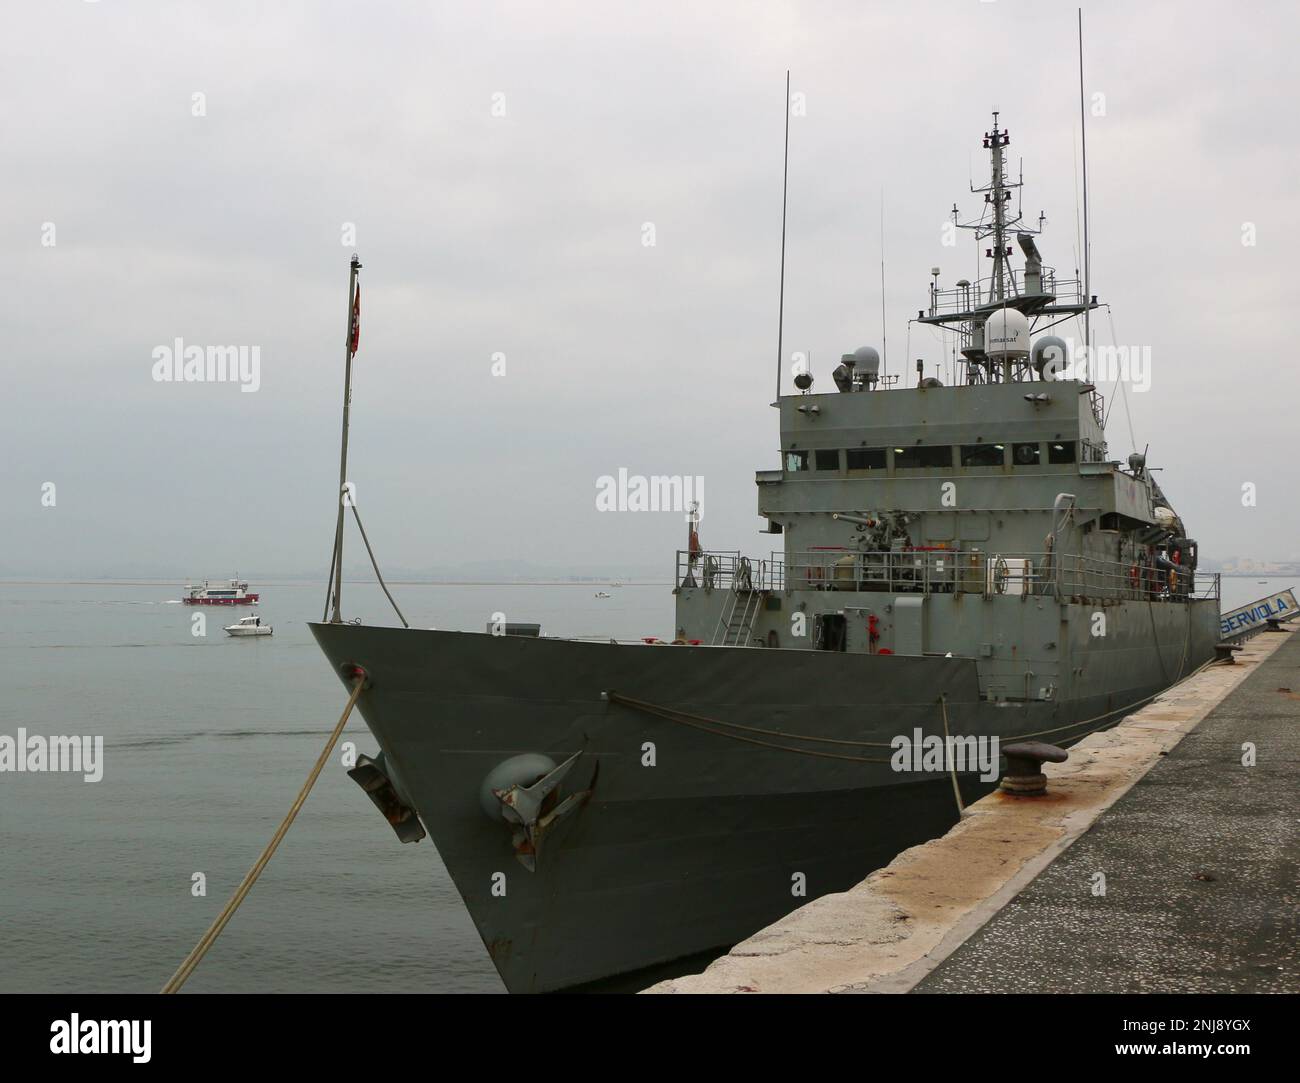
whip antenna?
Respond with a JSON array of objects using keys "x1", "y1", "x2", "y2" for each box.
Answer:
[
  {"x1": 880, "y1": 189, "x2": 887, "y2": 388},
  {"x1": 1077, "y1": 8, "x2": 1092, "y2": 379},
  {"x1": 775, "y1": 70, "x2": 790, "y2": 402}
]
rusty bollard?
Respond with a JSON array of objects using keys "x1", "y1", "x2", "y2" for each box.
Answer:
[{"x1": 1000, "y1": 741, "x2": 1068, "y2": 796}]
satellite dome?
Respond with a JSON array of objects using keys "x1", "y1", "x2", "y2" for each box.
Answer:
[
  {"x1": 852, "y1": 346, "x2": 880, "y2": 376},
  {"x1": 984, "y1": 308, "x2": 1030, "y2": 359},
  {"x1": 1031, "y1": 335, "x2": 1069, "y2": 379}
]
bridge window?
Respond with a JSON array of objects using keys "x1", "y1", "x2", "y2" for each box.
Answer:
[
  {"x1": 846, "y1": 447, "x2": 887, "y2": 471},
  {"x1": 784, "y1": 450, "x2": 809, "y2": 472},
  {"x1": 894, "y1": 445, "x2": 953, "y2": 470},
  {"x1": 960, "y1": 443, "x2": 1005, "y2": 467},
  {"x1": 1048, "y1": 441, "x2": 1076, "y2": 464},
  {"x1": 1012, "y1": 442, "x2": 1041, "y2": 466},
  {"x1": 814, "y1": 449, "x2": 841, "y2": 471}
]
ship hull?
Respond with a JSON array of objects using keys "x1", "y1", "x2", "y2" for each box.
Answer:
[
  {"x1": 184, "y1": 595, "x2": 259, "y2": 605},
  {"x1": 310, "y1": 612, "x2": 1216, "y2": 993}
]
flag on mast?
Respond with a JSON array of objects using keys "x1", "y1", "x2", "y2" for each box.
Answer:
[{"x1": 349, "y1": 282, "x2": 361, "y2": 357}]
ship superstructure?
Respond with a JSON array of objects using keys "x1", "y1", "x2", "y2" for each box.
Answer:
[{"x1": 674, "y1": 115, "x2": 1215, "y2": 707}]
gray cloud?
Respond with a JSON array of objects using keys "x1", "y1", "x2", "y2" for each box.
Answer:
[{"x1": 4, "y1": 0, "x2": 1297, "y2": 580}]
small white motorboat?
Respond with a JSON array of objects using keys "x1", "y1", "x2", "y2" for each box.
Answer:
[
  {"x1": 595, "y1": 591, "x2": 611, "y2": 599},
  {"x1": 224, "y1": 615, "x2": 272, "y2": 637}
]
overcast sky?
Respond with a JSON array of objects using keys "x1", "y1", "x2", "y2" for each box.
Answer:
[{"x1": 4, "y1": 0, "x2": 1297, "y2": 579}]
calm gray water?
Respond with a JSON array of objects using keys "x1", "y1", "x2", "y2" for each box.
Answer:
[
  {"x1": 0, "y1": 575, "x2": 1287, "y2": 993},
  {"x1": 0, "y1": 579, "x2": 671, "y2": 993}
]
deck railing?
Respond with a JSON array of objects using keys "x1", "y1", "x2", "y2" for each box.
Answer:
[
  {"x1": 676, "y1": 551, "x2": 778, "y2": 593},
  {"x1": 677, "y1": 548, "x2": 1219, "y2": 603},
  {"x1": 926, "y1": 269, "x2": 1089, "y2": 318}
]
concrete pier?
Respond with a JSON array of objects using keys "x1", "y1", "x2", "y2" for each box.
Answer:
[{"x1": 645, "y1": 628, "x2": 1297, "y2": 994}]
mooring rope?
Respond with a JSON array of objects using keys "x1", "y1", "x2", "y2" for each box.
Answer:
[
  {"x1": 1144, "y1": 592, "x2": 1193, "y2": 687},
  {"x1": 160, "y1": 674, "x2": 367, "y2": 994},
  {"x1": 939, "y1": 693, "x2": 965, "y2": 816}
]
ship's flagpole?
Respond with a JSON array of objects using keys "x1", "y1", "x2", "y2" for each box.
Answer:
[{"x1": 329, "y1": 254, "x2": 362, "y2": 623}]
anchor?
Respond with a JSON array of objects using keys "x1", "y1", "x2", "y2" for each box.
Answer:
[{"x1": 484, "y1": 751, "x2": 594, "y2": 871}]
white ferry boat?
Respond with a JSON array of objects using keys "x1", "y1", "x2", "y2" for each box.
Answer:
[{"x1": 183, "y1": 579, "x2": 260, "y2": 606}]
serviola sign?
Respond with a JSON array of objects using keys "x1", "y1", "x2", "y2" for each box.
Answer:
[{"x1": 1219, "y1": 589, "x2": 1298, "y2": 637}]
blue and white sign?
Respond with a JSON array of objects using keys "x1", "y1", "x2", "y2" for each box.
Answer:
[{"x1": 1220, "y1": 588, "x2": 1299, "y2": 638}]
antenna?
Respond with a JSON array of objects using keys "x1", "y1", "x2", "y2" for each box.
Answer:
[
  {"x1": 775, "y1": 70, "x2": 791, "y2": 402},
  {"x1": 1077, "y1": 7, "x2": 1092, "y2": 380},
  {"x1": 880, "y1": 189, "x2": 887, "y2": 388}
]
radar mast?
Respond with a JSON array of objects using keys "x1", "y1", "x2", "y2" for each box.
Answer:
[{"x1": 918, "y1": 114, "x2": 1098, "y2": 386}]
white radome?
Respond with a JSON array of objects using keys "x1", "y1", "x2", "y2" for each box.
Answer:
[{"x1": 984, "y1": 307, "x2": 1031, "y2": 359}]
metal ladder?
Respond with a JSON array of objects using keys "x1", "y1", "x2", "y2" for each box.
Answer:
[{"x1": 712, "y1": 586, "x2": 762, "y2": 646}]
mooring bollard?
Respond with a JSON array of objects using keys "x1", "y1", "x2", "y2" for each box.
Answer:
[{"x1": 1000, "y1": 741, "x2": 1069, "y2": 796}]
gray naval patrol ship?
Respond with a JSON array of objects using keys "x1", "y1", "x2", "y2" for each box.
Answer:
[{"x1": 312, "y1": 114, "x2": 1221, "y2": 993}]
